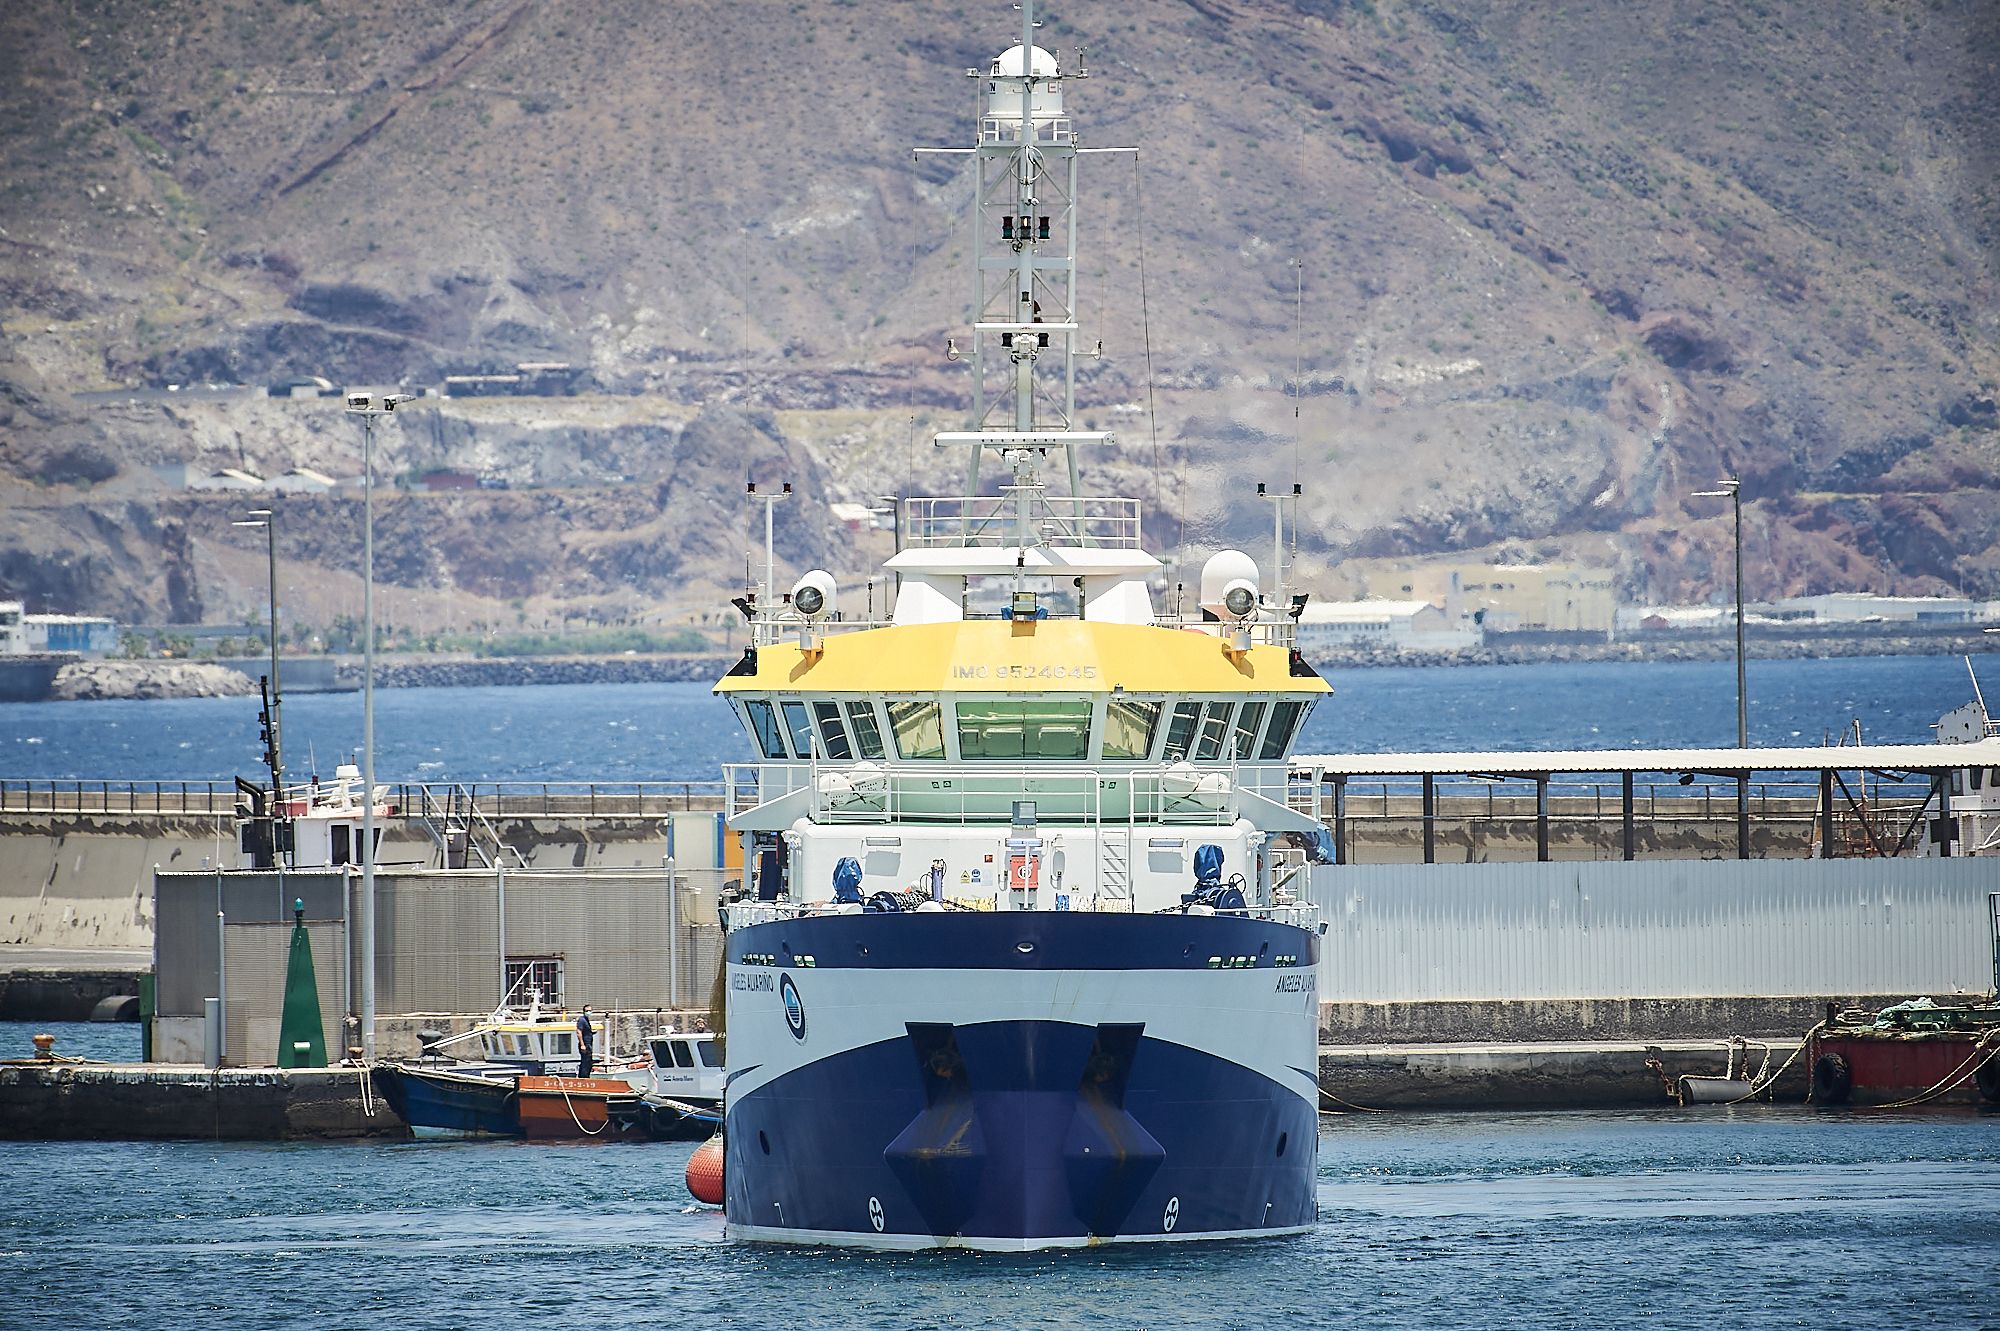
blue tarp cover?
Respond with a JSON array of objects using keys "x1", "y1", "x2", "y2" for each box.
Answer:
[{"x1": 833, "y1": 856, "x2": 863, "y2": 903}]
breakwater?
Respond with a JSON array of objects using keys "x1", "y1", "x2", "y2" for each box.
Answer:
[{"x1": 334, "y1": 652, "x2": 734, "y2": 690}]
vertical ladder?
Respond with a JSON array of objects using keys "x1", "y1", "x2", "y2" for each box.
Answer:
[{"x1": 1098, "y1": 832, "x2": 1130, "y2": 906}]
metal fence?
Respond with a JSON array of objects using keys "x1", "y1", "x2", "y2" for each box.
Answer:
[
  {"x1": 0, "y1": 778, "x2": 726, "y2": 817},
  {"x1": 1306, "y1": 857, "x2": 1998, "y2": 1003}
]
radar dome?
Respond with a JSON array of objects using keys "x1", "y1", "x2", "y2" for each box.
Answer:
[
  {"x1": 986, "y1": 44, "x2": 1064, "y2": 124},
  {"x1": 992, "y1": 44, "x2": 1059, "y2": 78}
]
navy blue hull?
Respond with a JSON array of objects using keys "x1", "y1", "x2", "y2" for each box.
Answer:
[
  {"x1": 375, "y1": 1066, "x2": 522, "y2": 1137},
  {"x1": 725, "y1": 1018, "x2": 1316, "y2": 1246}
]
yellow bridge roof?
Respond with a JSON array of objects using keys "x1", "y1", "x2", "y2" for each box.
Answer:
[{"x1": 714, "y1": 620, "x2": 1330, "y2": 696}]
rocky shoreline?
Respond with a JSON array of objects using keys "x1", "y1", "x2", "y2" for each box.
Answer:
[
  {"x1": 1306, "y1": 628, "x2": 2000, "y2": 671},
  {"x1": 13, "y1": 629, "x2": 1996, "y2": 702},
  {"x1": 332, "y1": 652, "x2": 735, "y2": 691},
  {"x1": 49, "y1": 660, "x2": 256, "y2": 701}
]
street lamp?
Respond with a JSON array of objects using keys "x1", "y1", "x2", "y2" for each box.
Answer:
[
  {"x1": 1692, "y1": 476, "x2": 1746, "y2": 748},
  {"x1": 343, "y1": 390, "x2": 415, "y2": 1060},
  {"x1": 231, "y1": 508, "x2": 284, "y2": 797}
]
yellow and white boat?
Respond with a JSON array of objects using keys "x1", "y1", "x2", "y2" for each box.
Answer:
[{"x1": 715, "y1": 1, "x2": 1330, "y2": 1251}]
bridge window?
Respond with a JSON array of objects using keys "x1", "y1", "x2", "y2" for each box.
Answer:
[
  {"x1": 781, "y1": 701, "x2": 814, "y2": 757},
  {"x1": 1258, "y1": 700, "x2": 1311, "y2": 759},
  {"x1": 812, "y1": 702, "x2": 853, "y2": 760},
  {"x1": 742, "y1": 700, "x2": 787, "y2": 759},
  {"x1": 1233, "y1": 702, "x2": 1267, "y2": 760},
  {"x1": 957, "y1": 699, "x2": 1092, "y2": 759},
  {"x1": 1161, "y1": 702, "x2": 1201, "y2": 760},
  {"x1": 845, "y1": 702, "x2": 886, "y2": 759},
  {"x1": 888, "y1": 700, "x2": 946, "y2": 759},
  {"x1": 695, "y1": 1039, "x2": 721, "y2": 1067},
  {"x1": 1192, "y1": 703, "x2": 1236, "y2": 761},
  {"x1": 1102, "y1": 697, "x2": 1162, "y2": 759}
]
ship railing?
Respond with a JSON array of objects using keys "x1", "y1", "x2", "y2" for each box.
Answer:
[
  {"x1": 720, "y1": 900, "x2": 1322, "y2": 932},
  {"x1": 746, "y1": 613, "x2": 896, "y2": 649},
  {"x1": 722, "y1": 762, "x2": 811, "y2": 818},
  {"x1": 1152, "y1": 612, "x2": 1299, "y2": 649},
  {"x1": 805, "y1": 763, "x2": 1241, "y2": 825},
  {"x1": 901, "y1": 495, "x2": 1143, "y2": 550},
  {"x1": 978, "y1": 116, "x2": 1073, "y2": 145}
]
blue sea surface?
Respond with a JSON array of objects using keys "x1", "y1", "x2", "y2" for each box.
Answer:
[
  {"x1": 0, "y1": 1111, "x2": 1994, "y2": 1329},
  {"x1": 3, "y1": 655, "x2": 1996, "y2": 1327},
  {"x1": 0, "y1": 654, "x2": 1988, "y2": 782}
]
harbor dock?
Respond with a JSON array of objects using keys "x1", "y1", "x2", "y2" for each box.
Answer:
[
  {"x1": 0, "y1": 1037, "x2": 1816, "y2": 1141},
  {"x1": 0, "y1": 1061, "x2": 407, "y2": 1139}
]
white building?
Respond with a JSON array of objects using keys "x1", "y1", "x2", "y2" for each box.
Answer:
[
  {"x1": 187, "y1": 468, "x2": 266, "y2": 491},
  {"x1": 1294, "y1": 599, "x2": 1482, "y2": 654},
  {"x1": 269, "y1": 467, "x2": 338, "y2": 493},
  {"x1": 24, "y1": 614, "x2": 119, "y2": 656},
  {"x1": 1758, "y1": 593, "x2": 1982, "y2": 624},
  {"x1": 0, "y1": 601, "x2": 22, "y2": 654}
]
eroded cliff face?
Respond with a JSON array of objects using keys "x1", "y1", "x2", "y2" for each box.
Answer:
[{"x1": 2, "y1": 0, "x2": 1996, "y2": 626}]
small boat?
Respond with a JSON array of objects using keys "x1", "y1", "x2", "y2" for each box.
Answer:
[
  {"x1": 636, "y1": 1095, "x2": 725, "y2": 1142},
  {"x1": 1809, "y1": 1000, "x2": 2000, "y2": 1107},
  {"x1": 628, "y1": 1030, "x2": 726, "y2": 1140},
  {"x1": 515, "y1": 1074, "x2": 643, "y2": 1140},
  {"x1": 631, "y1": 1030, "x2": 725, "y2": 1104},
  {"x1": 379, "y1": 988, "x2": 654, "y2": 1139},
  {"x1": 372, "y1": 1063, "x2": 522, "y2": 1138}
]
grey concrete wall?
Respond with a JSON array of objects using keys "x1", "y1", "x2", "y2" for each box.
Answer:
[{"x1": 0, "y1": 1063, "x2": 406, "y2": 1139}]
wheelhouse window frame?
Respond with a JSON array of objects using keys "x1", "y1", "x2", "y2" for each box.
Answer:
[
  {"x1": 845, "y1": 701, "x2": 887, "y2": 759},
  {"x1": 954, "y1": 696, "x2": 1094, "y2": 760},
  {"x1": 1101, "y1": 695, "x2": 1164, "y2": 761},
  {"x1": 887, "y1": 698, "x2": 948, "y2": 759},
  {"x1": 811, "y1": 701, "x2": 854, "y2": 760},
  {"x1": 780, "y1": 699, "x2": 815, "y2": 758},
  {"x1": 740, "y1": 699, "x2": 788, "y2": 759},
  {"x1": 1258, "y1": 698, "x2": 1312, "y2": 760}
]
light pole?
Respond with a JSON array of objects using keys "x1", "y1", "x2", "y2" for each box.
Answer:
[
  {"x1": 231, "y1": 507, "x2": 284, "y2": 795},
  {"x1": 1693, "y1": 476, "x2": 1746, "y2": 748},
  {"x1": 344, "y1": 390, "x2": 414, "y2": 1060}
]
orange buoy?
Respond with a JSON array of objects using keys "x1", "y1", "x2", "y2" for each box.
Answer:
[{"x1": 685, "y1": 1133, "x2": 725, "y2": 1206}]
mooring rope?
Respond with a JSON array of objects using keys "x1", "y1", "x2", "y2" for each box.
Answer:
[{"x1": 1856, "y1": 1029, "x2": 2000, "y2": 1112}]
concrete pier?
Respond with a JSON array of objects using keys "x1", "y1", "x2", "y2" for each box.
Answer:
[
  {"x1": 1317, "y1": 1039, "x2": 1812, "y2": 1111},
  {"x1": 0, "y1": 1037, "x2": 1816, "y2": 1142},
  {"x1": 0, "y1": 1062, "x2": 409, "y2": 1140}
]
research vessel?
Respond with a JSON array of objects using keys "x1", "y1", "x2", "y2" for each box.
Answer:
[{"x1": 714, "y1": 4, "x2": 1332, "y2": 1251}]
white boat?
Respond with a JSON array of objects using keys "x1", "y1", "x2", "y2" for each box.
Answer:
[{"x1": 715, "y1": 5, "x2": 1331, "y2": 1251}]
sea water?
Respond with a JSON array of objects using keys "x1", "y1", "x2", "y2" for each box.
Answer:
[
  {"x1": 0, "y1": 654, "x2": 1987, "y2": 782},
  {"x1": 3, "y1": 655, "x2": 1996, "y2": 1326},
  {"x1": 0, "y1": 1110, "x2": 1993, "y2": 1329}
]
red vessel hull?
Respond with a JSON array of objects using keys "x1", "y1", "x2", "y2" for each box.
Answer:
[{"x1": 1810, "y1": 1032, "x2": 2000, "y2": 1107}]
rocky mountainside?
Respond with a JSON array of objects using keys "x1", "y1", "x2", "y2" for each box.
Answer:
[{"x1": 2, "y1": 0, "x2": 1996, "y2": 632}]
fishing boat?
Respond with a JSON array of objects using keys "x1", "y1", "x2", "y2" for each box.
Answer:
[
  {"x1": 376, "y1": 991, "x2": 650, "y2": 1138},
  {"x1": 715, "y1": 4, "x2": 1331, "y2": 1251}
]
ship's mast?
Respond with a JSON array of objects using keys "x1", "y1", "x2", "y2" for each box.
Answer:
[{"x1": 918, "y1": 0, "x2": 1107, "y2": 538}]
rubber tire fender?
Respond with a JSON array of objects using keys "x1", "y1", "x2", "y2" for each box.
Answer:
[
  {"x1": 1975, "y1": 1049, "x2": 2000, "y2": 1105},
  {"x1": 1811, "y1": 1052, "x2": 1852, "y2": 1105}
]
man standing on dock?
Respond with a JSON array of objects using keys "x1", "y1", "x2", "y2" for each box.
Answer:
[{"x1": 576, "y1": 1006, "x2": 595, "y2": 1078}]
